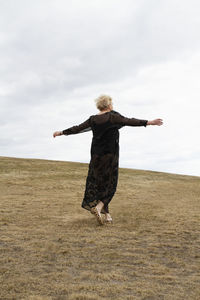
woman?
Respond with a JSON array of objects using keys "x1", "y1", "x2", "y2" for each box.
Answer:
[{"x1": 53, "y1": 95, "x2": 163, "y2": 225}]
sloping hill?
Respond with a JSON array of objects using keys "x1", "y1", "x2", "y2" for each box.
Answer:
[{"x1": 0, "y1": 156, "x2": 199, "y2": 300}]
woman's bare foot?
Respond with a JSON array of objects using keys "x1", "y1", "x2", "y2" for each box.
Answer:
[
  {"x1": 105, "y1": 213, "x2": 113, "y2": 223},
  {"x1": 91, "y1": 201, "x2": 104, "y2": 225}
]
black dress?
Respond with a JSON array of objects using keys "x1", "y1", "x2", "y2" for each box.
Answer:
[{"x1": 63, "y1": 111, "x2": 148, "y2": 214}]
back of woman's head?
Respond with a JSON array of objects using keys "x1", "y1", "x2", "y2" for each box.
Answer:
[{"x1": 95, "y1": 95, "x2": 112, "y2": 111}]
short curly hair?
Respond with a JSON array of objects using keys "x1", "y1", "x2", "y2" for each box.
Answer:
[{"x1": 95, "y1": 94, "x2": 112, "y2": 111}]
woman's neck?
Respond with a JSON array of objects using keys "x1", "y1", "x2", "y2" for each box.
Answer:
[{"x1": 98, "y1": 109, "x2": 112, "y2": 115}]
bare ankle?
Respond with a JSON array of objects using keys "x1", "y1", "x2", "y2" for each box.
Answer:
[
  {"x1": 96, "y1": 201, "x2": 104, "y2": 212},
  {"x1": 105, "y1": 213, "x2": 112, "y2": 220}
]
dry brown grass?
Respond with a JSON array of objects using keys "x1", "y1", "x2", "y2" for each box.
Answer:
[{"x1": 0, "y1": 156, "x2": 199, "y2": 300}]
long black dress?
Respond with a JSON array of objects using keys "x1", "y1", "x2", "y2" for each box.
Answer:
[{"x1": 63, "y1": 110, "x2": 148, "y2": 214}]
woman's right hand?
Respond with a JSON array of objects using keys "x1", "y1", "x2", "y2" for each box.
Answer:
[
  {"x1": 53, "y1": 131, "x2": 63, "y2": 138},
  {"x1": 147, "y1": 119, "x2": 163, "y2": 126}
]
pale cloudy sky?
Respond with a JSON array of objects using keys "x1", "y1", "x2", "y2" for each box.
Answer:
[{"x1": 1, "y1": 0, "x2": 200, "y2": 176}]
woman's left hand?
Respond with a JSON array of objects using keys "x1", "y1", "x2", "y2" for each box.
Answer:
[{"x1": 53, "y1": 131, "x2": 63, "y2": 138}]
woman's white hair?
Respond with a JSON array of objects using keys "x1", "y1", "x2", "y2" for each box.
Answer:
[{"x1": 95, "y1": 94, "x2": 112, "y2": 111}]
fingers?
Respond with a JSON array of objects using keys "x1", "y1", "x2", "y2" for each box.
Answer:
[
  {"x1": 53, "y1": 131, "x2": 58, "y2": 138},
  {"x1": 156, "y1": 118, "x2": 163, "y2": 126},
  {"x1": 53, "y1": 131, "x2": 63, "y2": 137}
]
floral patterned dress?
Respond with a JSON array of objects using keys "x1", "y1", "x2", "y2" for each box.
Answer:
[{"x1": 63, "y1": 110, "x2": 148, "y2": 213}]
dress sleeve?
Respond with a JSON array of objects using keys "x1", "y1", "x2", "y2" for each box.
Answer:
[
  {"x1": 110, "y1": 113, "x2": 148, "y2": 127},
  {"x1": 62, "y1": 118, "x2": 91, "y2": 135}
]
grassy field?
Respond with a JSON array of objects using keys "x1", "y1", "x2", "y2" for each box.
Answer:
[{"x1": 0, "y1": 156, "x2": 199, "y2": 300}]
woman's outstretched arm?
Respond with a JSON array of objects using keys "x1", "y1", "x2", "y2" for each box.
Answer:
[
  {"x1": 53, "y1": 118, "x2": 91, "y2": 138},
  {"x1": 111, "y1": 114, "x2": 163, "y2": 127}
]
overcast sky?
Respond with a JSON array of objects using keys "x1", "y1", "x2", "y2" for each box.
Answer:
[{"x1": 1, "y1": 0, "x2": 200, "y2": 176}]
